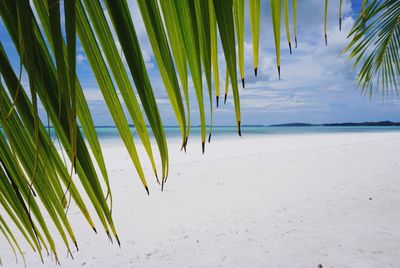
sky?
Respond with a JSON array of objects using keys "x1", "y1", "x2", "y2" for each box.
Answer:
[{"x1": 0, "y1": 0, "x2": 399, "y2": 126}]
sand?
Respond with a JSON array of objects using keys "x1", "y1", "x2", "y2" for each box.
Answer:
[{"x1": 1, "y1": 131, "x2": 400, "y2": 267}]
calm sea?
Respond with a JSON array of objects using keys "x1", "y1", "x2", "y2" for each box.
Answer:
[
  {"x1": 2, "y1": 126, "x2": 400, "y2": 144},
  {"x1": 91, "y1": 126, "x2": 400, "y2": 141}
]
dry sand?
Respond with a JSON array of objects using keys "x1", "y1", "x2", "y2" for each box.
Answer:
[{"x1": 1, "y1": 131, "x2": 400, "y2": 267}]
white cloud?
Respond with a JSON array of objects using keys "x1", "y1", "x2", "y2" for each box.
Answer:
[{"x1": 76, "y1": 54, "x2": 86, "y2": 64}]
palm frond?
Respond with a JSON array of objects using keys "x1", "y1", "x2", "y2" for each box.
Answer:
[
  {"x1": 293, "y1": 0, "x2": 298, "y2": 47},
  {"x1": 345, "y1": 0, "x2": 400, "y2": 95},
  {"x1": 0, "y1": 0, "x2": 398, "y2": 264},
  {"x1": 210, "y1": 0, "x2": 220, "y2": 106},
  {"x1": 324, "y1": 0, "x2": 329, "y2": 46},
  {"x1": 249, "y1": 0, "x2": 261, "y2": 75},
  {"x1": 284, "y1": 0, "x2": 292, "y2": 54},
  {"x1": 137, "y1": 0, "x2": 187, "y2": 149},
  {"x1": 233, "y1": 0, "x2": 245, "y2": 87},
  {"x1": 195, "y1": 0, "x2": 213, "y2": 143},
  {"x1": 271, "y1": 0, "x2": 282, "y2": 79}
]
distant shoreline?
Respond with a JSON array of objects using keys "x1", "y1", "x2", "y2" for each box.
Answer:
[
  {"x1": 4, "y1": 121, "x2": 399, "y2": 129},
  {"x1": 268, "y1": 121, "x2": 400, "y2": 127},
  {"x1": 132, "y1": 121, "x2": 400, "y2": 128}
]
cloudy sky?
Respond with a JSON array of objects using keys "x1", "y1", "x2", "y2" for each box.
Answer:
[{"x1": 1, "y1": 0, "x2": 399, "y2": 126}]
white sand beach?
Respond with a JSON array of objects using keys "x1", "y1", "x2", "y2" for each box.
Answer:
[{"x1": 2, "y1": 131, "x2": 400, "y2": 267}]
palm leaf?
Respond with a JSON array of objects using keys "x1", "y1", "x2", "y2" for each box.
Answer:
[
  {"x1": 1, "y1": 0, "x2": 117, "y2": 246},
  {"x1": 81, "y1": 0, "x2": 160, "y2": 184},
  {"x1": 163, "y1": 0, "x2": 207, "y2": 152},
  {"x1": 210, "y1": 0, "x2": 220, "y2": 107},
  {"x1": 324, "y1": 0, "x2": 328, "y2": 46},
  {"x1": 345, "y1": 0, "x2": 400, "y2": 95},
  {"x1": 271, "y1": 0, "x2": 282, "y2": 79},
  {"x1": 233, "y1": 0, "x2": 245, "y2": 88},
  {"x1": 104, "y1": 0, "x2": 169, "y2": 179},
  {"x1": 224, "y1": 66, "x2": 230, "y2": 105},
  {"x1": 339, "y1": 0, "x2": 343, "y2": 31},
  {"x1": 136, "y1": 0, "x2": 187, "y2": 152},
  {"x1": 32, "y1": 0, "x2": 113, "y2": 212},
  {"x1": 158, "y1": 0, "x2": 191, "y2": 146},
  {"x1": 195, "y1": 0, "x2": 213, "y2": 143},
  {"x1": 293, "y1": 0, "x2": 298, "y2": 47},
  {"x1": 64, "y1": 0, "x2": 77, "y2": 170},
  {"x1": 249, "y1": 0, "x2": 261, "y2": 76},
  {"x1": 284, "y1": 0, "x2": 292, "y2": 54},
  {"x1": 213, "y1": 0, "x2": 242, "y2": 135}
]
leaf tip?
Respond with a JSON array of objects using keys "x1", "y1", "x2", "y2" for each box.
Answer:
[
  {"x1": 106, "y1": 231, "x2": 112, "y2": 243},
  {"x1": 184, "y1": 137, "x2": 188, "y2": 153},
  {"x1": 115, "y1": 235, "x2": 121, "y2": 248},
  {"x1": 278, "y1": 66, "x2": 281, "y2": 80},
  {"x1": 216, "y1": 96, "x2": 219, "y2": 108},
  {"x1": 154, "y1": 171, "x2": 160, "y2": 184},
  {"x1": 242, "y1": 78, "x2": 245, "y2": 88},
  {"x1": 254, "y1": 67, "x2": 258, "y2": 77}
]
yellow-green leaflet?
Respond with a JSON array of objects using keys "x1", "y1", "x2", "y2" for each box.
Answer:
[
  {"x1": 361, "y1": 0, "x2": 367, "y2": 23},
  {"x1": 213, "y1": 0, "x2": 241, "y2": 135},
  {"x1": 224, "y1": 66, "x2": 230, "y2": 105},
  {"x1": 0, "y1": 213, "x2": 25, "y2": 265},
  {"x1": 284, "y1": 0, "x2": 292, "y2": 54},
  {"x1": 47, "y1": 0, "x2": 77, "y2": 172},
  {"x1": 104, "y1": 0, "x2": 169, "y2": 181},
  {"x1": 249, "y1": 0, "x2": 260, "y2": 76},
  {"x1": 0, "y1": 8, "x2": 115, "y2": 253},
  {"x1": 32, "y1": 0, "x2": 113, "y2": 217},
  {"x1": 166, "y1": 0, "x2": 207, "y2": 152},
  {"x1": 293, "y1": 0, "x2": 298, "y2": 47},
  {"x1": 137, "y1": 0, "x2": 187, "y2": 152},
  {"x1": 0, "y1": 1, "x2": 95, "y2": 258},
  {"x1": 76, "y1": 1, "x2": 151, "y2": 201},
  {"x1": 195, "y1": 0, "x2": 213, "y2": 143},
  {"x1": 271, "y1": 0, "x2": 282, "y2": 79},
  {"x1": 210, "y1": 0, "x2": 220, "y2": 107},
  {"x1": 64, "y1": 0, "x2": 77, "y2": 170},
  {"x1": 2, "y1": 14, "x2": 114, "y2": 252},
  {"x1": 233, "y1": 0, "x2": 245, "y2": 88},
  {"x1": 82, "y1": 0, "x2": 160, "y2": 182},
  {"x1": 158, "y1": 0, "x2": 191, "y2": 145},
  {"x1": 31, "y1": 0, "x2": 120, "y2": 244},
  {"x1": 339, "y1": 0, "x2": 343, "y2": 30},
  {"x1": 1, "y1": 44, "x2": 99, "y2": 258},
  {"x1": 324, "y1": 0, "x2": 328, "y2": 46},
  {"x1": 0, "y1": 88, "x2": 75, "y2": 258}
]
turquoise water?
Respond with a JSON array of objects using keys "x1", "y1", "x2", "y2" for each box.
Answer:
[
  {"x1": 2, "y1": 126, "x2": 400, "y2": 141},
  {"x1": 92, "y1": 126, "x2": 400, "y2": 140}
]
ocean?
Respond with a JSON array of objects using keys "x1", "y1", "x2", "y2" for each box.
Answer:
[
  {"x1": 91, "y1": 126, "x2": 400, "y2": 141},
  {"x1": 4, "y1": 125, "x2": 400, "y2": 143}
]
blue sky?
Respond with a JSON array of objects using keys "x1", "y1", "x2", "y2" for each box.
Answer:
[{"x1": 1, "y1": 0, "x2": 399, "y2": 126}]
